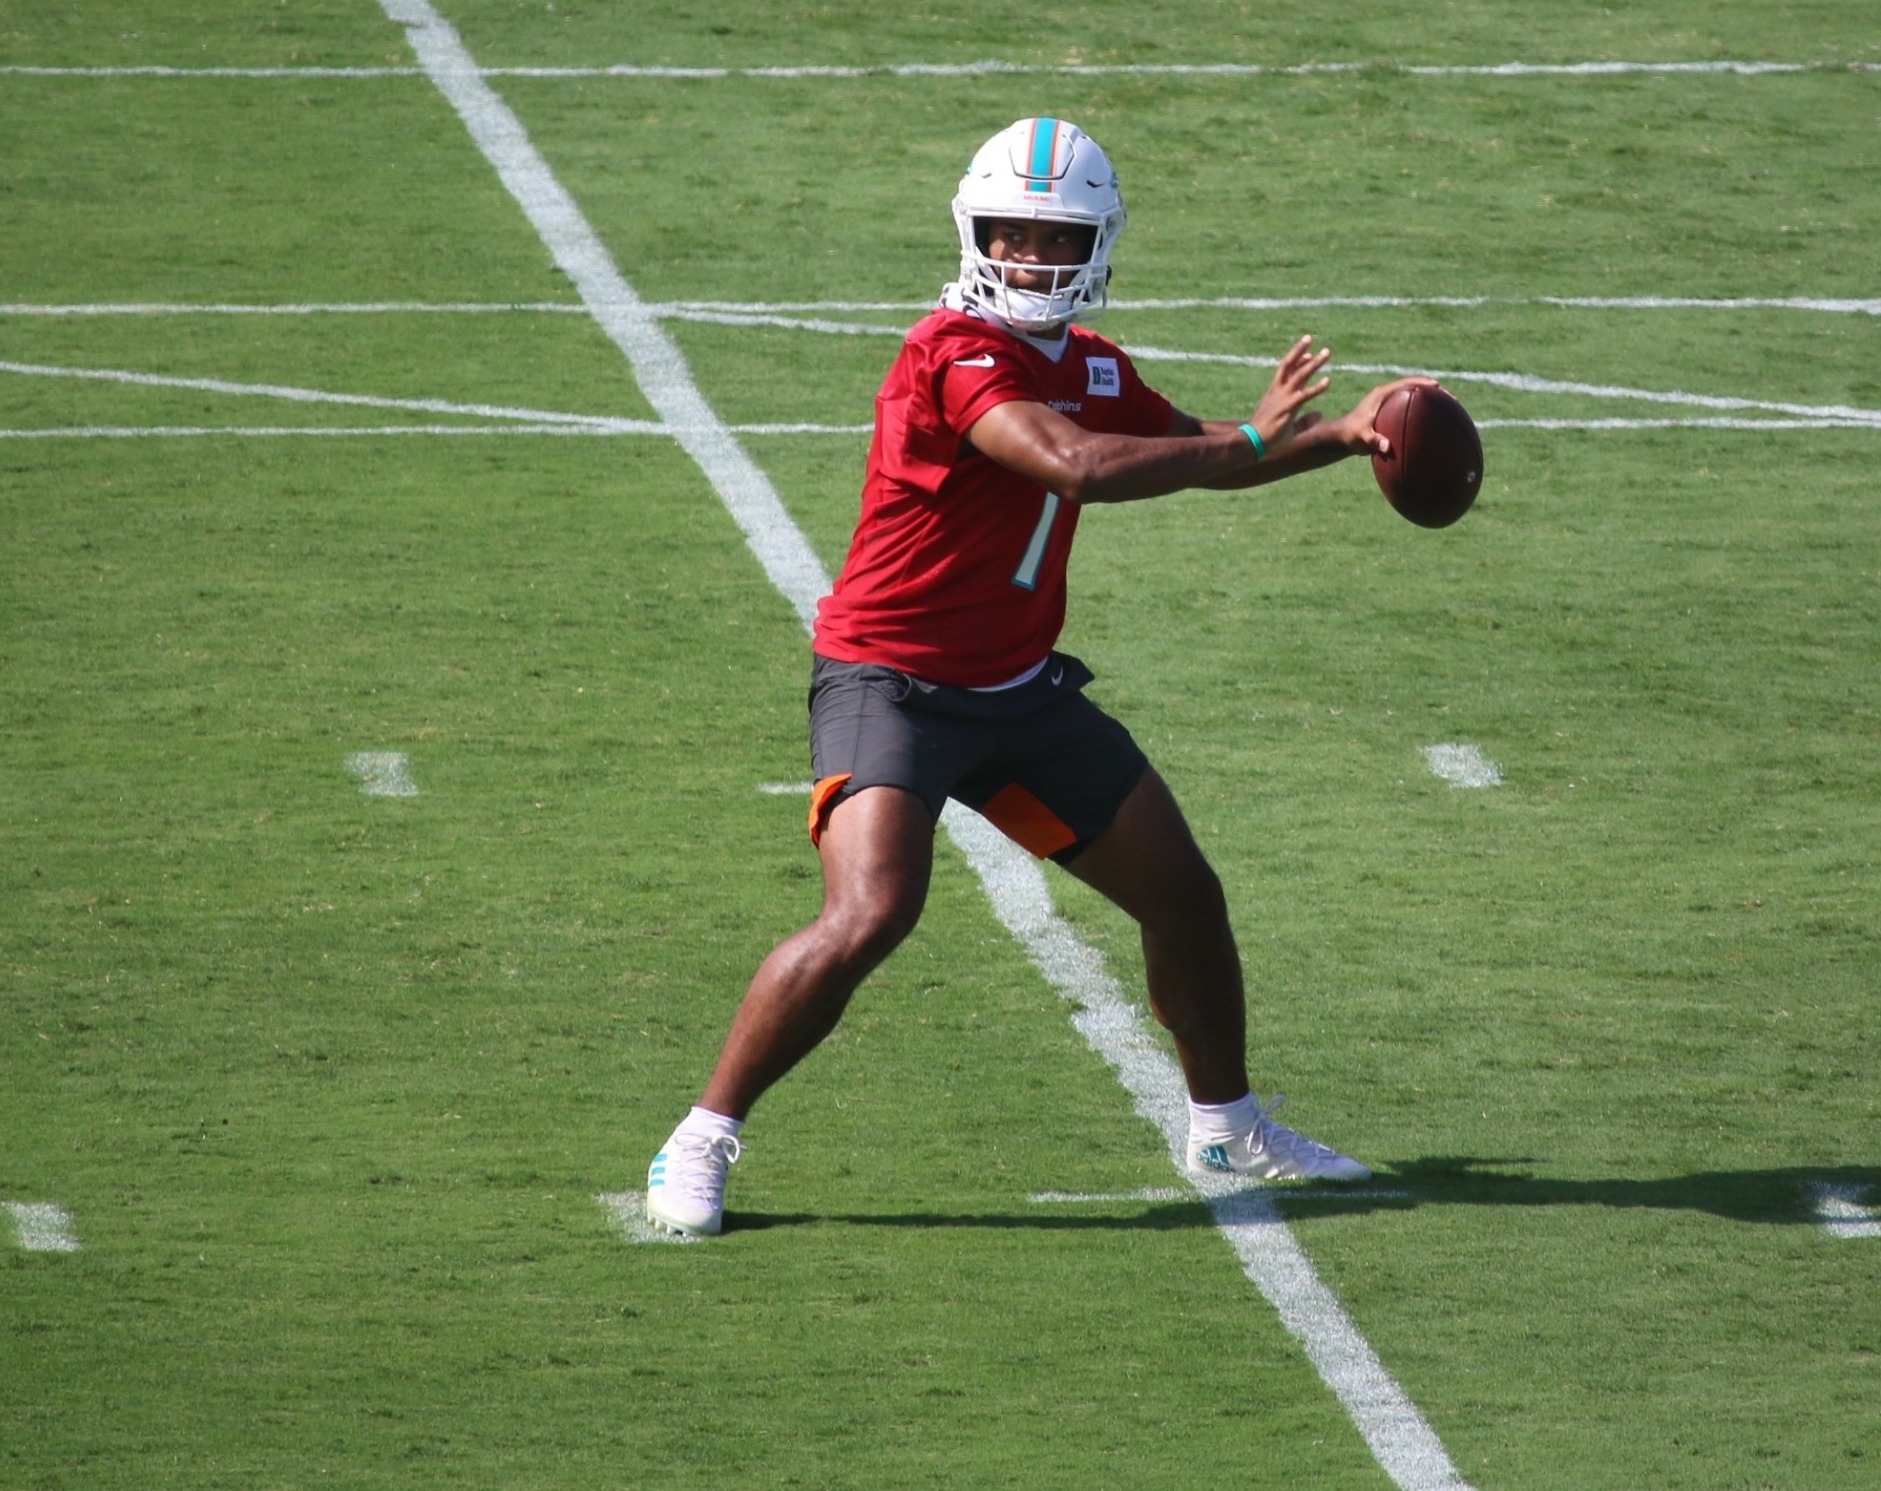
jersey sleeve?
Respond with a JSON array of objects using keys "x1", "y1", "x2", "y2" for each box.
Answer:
[{"x1": 937, "y1": 347, "x2": 1041, "y2": 437}]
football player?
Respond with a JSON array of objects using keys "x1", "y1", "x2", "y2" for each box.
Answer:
[{"x1": 648, "y1": 118, "x2": 1431, "y2": 1236}]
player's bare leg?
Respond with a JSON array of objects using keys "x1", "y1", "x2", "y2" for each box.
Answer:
[
  {"x1": 1065, "y1": 767, "x2": 1370, "y2": 1181},
  {"x1": 648, "y1": 786, "x2": 934, "y2": 1235},
  {"x1": 701, "y1": 785, "x2": 934, "y2": 1119},
  {"x1": 1061, "y1": 767, "x2": 1250, "y2": 1102}
]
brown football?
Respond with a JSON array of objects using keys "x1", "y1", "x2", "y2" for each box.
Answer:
[{"x1": 1370, "y1": 385, "x2": 1484, "y2": 529}]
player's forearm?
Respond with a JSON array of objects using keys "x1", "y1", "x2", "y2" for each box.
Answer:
[
  {"x1": 1190, "y1": 417, "x2": 1358, "y2": 490},
  {"x1": 1049, "y1": 428, "x2": 1275, "y2": 505}
]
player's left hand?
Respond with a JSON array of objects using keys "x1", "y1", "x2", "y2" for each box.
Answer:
[{"x1": 1245, "y1": 336, "x2": 1334, "y2": 451}]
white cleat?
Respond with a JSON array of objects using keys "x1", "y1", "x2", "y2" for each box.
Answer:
[
  {"x1": 1186, "y1": 1094, "x2": 1371, "y2": 1183},
  {"x1": 646, "y1": 1130, "x2": 742, "y2": 1237}
]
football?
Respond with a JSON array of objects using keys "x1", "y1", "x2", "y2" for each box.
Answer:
[{"x1": 1370, "y1": 385, "x2": 1484, "y2": 529}]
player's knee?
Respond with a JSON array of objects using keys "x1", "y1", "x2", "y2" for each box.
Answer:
[
  {"x1": 820, "y1": 886, "x2": 924, "y2": 974},
  {"x1": 1150, "y1": 853, "x2": 1230, "y2": 940}
]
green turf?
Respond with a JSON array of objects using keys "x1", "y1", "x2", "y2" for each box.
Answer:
[{"x1": 3, "y1": 4, "x2": 1878, "y2": 1489}]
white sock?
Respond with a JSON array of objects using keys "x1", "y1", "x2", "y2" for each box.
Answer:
[
  {"x1": 676, "y1": 1105, "x2": 743, "y2": 1142},
  {"x1": 1188, "y1": 1093, "x2": 1260, "y2": 1143}
]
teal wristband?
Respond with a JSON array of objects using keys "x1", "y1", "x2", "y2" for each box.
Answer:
[{"x1": 1238, "y1": 422, "x2": 1267, "y2": 460}]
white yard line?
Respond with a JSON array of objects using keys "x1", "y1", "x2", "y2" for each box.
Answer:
[
  {"x1": 1810, "y1": 1182, "x2": 1881, "y2": 1240},
  {"x1": 944, "y1": 807, "x2": 1471, "y2": 1489},
  {"x1": 7, "y1": 316, "x2": 1877, "y2": 439},
  {"x1": 1124, "y1": 347, "x2": 1881, "y2": 428},
  {"x1": 6, "y1": 60, "x2": 1876, "y2": 80},
  {"x1": 0, "y1": 301, "x2": 587, "y2": 316},
  {"x1": 1030, "y1": 1187, "x2": 1414, "y2": 1204},
  {"x1": 1423, "y1": 744, "x2": 1503, "y2": 789},
  {"x1": 4, "y1": 1202, "x2": 81, "y2": 1253},
  {"x1": 0, "y1": 358, "x2": 646, "y2": 430},
  {"x1": 380, "y1": 5, "x2": 1474, "y2": 1484},
  {"x1": 0, "y1": 422, "x2": 871, "y2": 440},
  {"x1": 345, "y1": 752, "x2": 419, "y2": 798},
  {"x1": 383, "y1": 0, "x2": 831, "y2": 633},
  {"x1": 9, "y1": 296, "x2": 1881, "y2": 316}
]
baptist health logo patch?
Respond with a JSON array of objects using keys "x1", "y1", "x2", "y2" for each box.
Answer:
[{"x1": 1085, "y1": 356, "x2": 1121, "y2": 396}]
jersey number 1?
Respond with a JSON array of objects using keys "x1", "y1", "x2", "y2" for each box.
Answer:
[{"x1": 1012, "y1": 491, "x2": 1062, "y2": 592}]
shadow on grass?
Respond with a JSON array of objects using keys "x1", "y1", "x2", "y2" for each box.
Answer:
[
  {"x1": 726, "y1": 1161, "x2": 1880, "y2": 1234},
  {"x1": 1357, "y1": 1158, "x2": 1881, "y2": 1227}
]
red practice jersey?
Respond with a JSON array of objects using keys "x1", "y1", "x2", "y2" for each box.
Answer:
[{"x1": 812, "y1": 308, "x2": 1173, "y2": 688}]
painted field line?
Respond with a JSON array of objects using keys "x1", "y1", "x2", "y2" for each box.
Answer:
[
  {"x1": 13, "y1": 295, "x2": 1881, "y2": 318},
  {"x1": 757, "y1": 781, "x2": 815, "y2": 795},
  {"x1": 944, "y1": 806, "x2": 1471, "y2": 1491},
  {"x1": 496, "y1": 60, "x2": 1875, "y2": 80},
  {"x1": 4, "y1": 1202, "x2": 81, "y2": 1253},
  {"x1": 389, "y1": 5, "x2": 1467, "y2": 1483},
  {"x1": 1117, "y1": 295, "x2": 1881, "y2": 316},
  {"x1": 1123, "y1": 347, "x2": 1881, "y2": 428},
  {"x1": 596, "y1": 1191, "x2": 695, "y2": 1244},
  {"x1": 0, "y1": 301, "x2": 586, "y2": 317},
  {"x1": 0, "y1": 65, "x2": 425, "y2": 77},
  {"x1": 346, "y1": 751, "x2": 419, "y2": 798},
  {"x1": 380, "y1": 0, "x2": 827, "y2": 632},
  {"x1": 11, "y1": 295, "x2": 1881, "y2": 317},
  {"x1": 0, "y1": 422, "x2": 870, "y2": 441},
  {"x1": 0, "y1": 358, "x2": 651, "y2": 431},
  {"x1": 600, "y1": 309, "x2": 1881, "y2": 429},
  {"x1": 16, "y1": 58, "x2": 1874, "y2": 80},
  {"x1": 1810, "y1": 1182, "x2": 1881, "y2": 1240},
  {"x1": 0, "y1": 423, "x2": 628, "y2": 440},
  {"x1": 1423, "y1": 744, "x2": 1502, "y2": 789},
  {"x1": 1475, "y1": 417, "x2": 1881, "y2": 431},
  {"x1": 1031, "y1": 1187, "x2": 1413, "y2": 1204},
  {"x1": 655, "y1": 294, "x2": 1881, "y2": 320},
  {"x1": 4, "y1": 416, "x2": 1866, "y2": 442}
]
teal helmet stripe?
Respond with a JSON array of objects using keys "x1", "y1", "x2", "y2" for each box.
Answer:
[{"x1": 1024, "y1": 117, "x2": 1059, "y2": 193}]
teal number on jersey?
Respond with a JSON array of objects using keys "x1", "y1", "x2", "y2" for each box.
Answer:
[{"x1": 1012, "y1": 491, "x2": 1061, "y2": 591}]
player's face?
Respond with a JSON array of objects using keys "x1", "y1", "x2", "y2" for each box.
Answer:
[{"x1": 981, "y1": 218, "x2": 1094, "y2": 292}]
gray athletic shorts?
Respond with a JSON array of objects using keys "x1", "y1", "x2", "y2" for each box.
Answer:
[{"x1": 806, "y1": 651, "x2": 1149, "y2": 865}]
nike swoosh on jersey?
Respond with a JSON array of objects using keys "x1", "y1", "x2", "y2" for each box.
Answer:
[{"x1": 953, "y1": 353, "x2": 996, "y2": 367}]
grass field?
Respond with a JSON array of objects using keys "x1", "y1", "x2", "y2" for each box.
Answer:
[{"x1": 3, "y1": 4, "x2": 1878, "y2": 1488}]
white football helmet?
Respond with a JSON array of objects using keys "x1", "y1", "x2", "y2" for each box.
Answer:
[{"x1": 951, "y1": 118, "x2": 1127, "y2": 332}]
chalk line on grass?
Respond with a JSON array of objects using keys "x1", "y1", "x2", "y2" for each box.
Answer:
[
  {"x1": 944, "y1": 806, "x2": 1471, "y2": 1490},
  {"x1": 1030, "y1": 1187, "x2": 1413, "y2": 1204},
  {"x1": 10, "y1": 59, "x2": 1876, "y2": 80},
  {"x1": 1422, "y1": 744, "x2": 1503, "y2": 789},
  {"x1": 346, "y1": 752, "x2": 419, "y2": 798},
  {"x1": 381, "y1": 0, "x2": 828, "y2": 633},
  {"x1": 0, "y1": 301, "x2": 588, "y2": 316},
  {"x1": 1122, "y1": 347, "x2": 1881, "y2": 429},
  {"x1": 4, "y1": 1202, "x2": 81, "y2": 1253},
  {"x1": 10, "y1": 295, "x2": 1881, "y2": 317},
  {"x1": 0, "y1": 357, "x2": 649, "y2": 430},
  {"x1": 1810, "y1": 1182, "x2": 1881, "y2": 1240},
  {"x1": 384, "y1": 5, "x2": 1471, "y2": 1483},
  {"x1": 0, "y1": 422, "x2": 871, "y2": 440},
  {"x1": 8, "y1": 302, "x2": 1878, "y2": 443}
]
